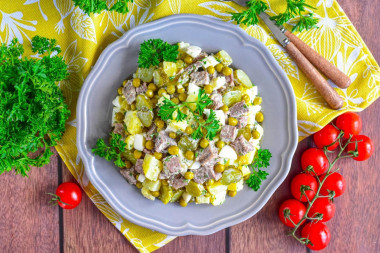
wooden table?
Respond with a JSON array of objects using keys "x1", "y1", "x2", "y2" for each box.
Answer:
[{"x1": 1, "y1": 1, "x2": 379, "y2": 252}]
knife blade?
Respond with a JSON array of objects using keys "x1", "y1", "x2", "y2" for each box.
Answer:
[{"x1": 258, "y1": 12, "x2": 289, "y2": 47}]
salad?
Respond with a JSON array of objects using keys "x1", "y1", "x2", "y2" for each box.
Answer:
[{"x1": 93, "y1": 39, "x2": 268, "y2": 206}]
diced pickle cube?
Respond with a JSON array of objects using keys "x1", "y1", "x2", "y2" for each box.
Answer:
[
  {"x1": 121, "y1": 150, "x2": 137, "y2": 164},
  {"x1": 221, "y1": 168, "x2": 243, "y2": 185},
  {"x1": 136, "y1": 66, "x2": 155, "y2": 82},
  {"x1": 136, "y1": 94, "x2": 153, "y2": 111},
  {"x1": 142, "y1": 154, "x2": 163, "y2": 181},
  {"x1": 215, "y1": 50, "x2": 233, "y2": 66},
  {"x1": 141, "y1": 187, "x2": 155, "y2": 200},
  {"x1": 178, "y1": 136, "x2": 199, "y2": 151},
  {"x1": 186, "y1": 181, "x2": 205, "y2": 197},
  {"x1": 160, "y1": 185, "x2": 174, "y2": 204},
  {"x1": 170, "y1": 189, "x2": 184, "y2": 202},
  {"x1": 234, "y1": 69, "x2": 253, "y2": 88},
  {"x1": 137, "y1": 111, "x2": 153, "y2": 127},
  {"x1": 223, "y1": 90, "x2": 242, "y2": 107}
]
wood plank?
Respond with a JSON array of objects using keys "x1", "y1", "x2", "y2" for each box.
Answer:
[
  {"x1": 230, "y1": 139, "x2": 309, "y2": 253},
  {"x1": 61, "y1": 162, "x2": 138, "y2": 252},
  {"x1": 0, "y1": 149, "x2": 60, "y2": 253}
]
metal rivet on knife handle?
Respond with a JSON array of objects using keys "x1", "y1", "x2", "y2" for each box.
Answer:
[
  {"x1": 284, "y1": 30, "x2": 351, "y2": 89},
  {"x1": 285, "y1": 42, "x2": 344, "y2": 110}
]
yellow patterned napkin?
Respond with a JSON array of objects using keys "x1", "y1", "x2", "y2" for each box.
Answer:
[{"x1": 2, "y1": 0, "x2": 379, "y2": 252}]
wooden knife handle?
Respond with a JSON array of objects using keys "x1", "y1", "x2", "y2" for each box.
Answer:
[
  {"x1": 285, "y1": 30, "x2": 351, "y2": 89},
  {"x1": 285, "y1": 42, "x2": 344, "y2": 110}
]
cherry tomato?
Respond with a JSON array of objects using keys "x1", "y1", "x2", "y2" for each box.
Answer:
[
  {"x1": 290, "y1": 174, "x2": 318, "y2": 202},
  {"x1": 301, "y1": 222, "x2": 331, "y2": 250},
  {"x1": 308, "y1": 198, "x2": 336, "y2": 222},
  {"x1": 346, "y1": 135, "x2": 374, "y2": 161},
  {"x1": 336, "y1": 112, "x2": 362, "y2": 138},
  {"x1": 278, "y1": 199, "x2": 306, "y2": 228},
  {"x1": 313, "y1": 124, "x2": 340, "y2": 150},
  {"x1": 319, "y1": 172, "x2": 346, "y2": 197},
  {"x1": 51, "y1": 182, "x2": 82, "y2": 209},
  {"x1": 301, "y1": 148, "x2": 329, "y2": 176}
]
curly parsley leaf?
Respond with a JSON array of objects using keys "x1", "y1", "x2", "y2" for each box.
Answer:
[
  {"x1": 0, "y1": 36, "x2": 70, "y2": 177},
  {"x1": 72, "y1": 0, "x2": 133, "y2": 15},
  {"x1": 231, "y1": 0, "x2": 268, "y2": 26},
  {"x1": 92, "y1": 133, "x2": 126, "y2": 168},
  {"x1": 195, "y1": 89, "x2": 213, "y2": 115},
  {"x1": 157, "y1": 97, "x2": 187, "y2": 121},
  {"x1": 246, "y1": 149, "x2": 272, "y2": 191},
  {"x1": 191, "y1": 110, "x2": 220, "y2": 140},
  {"x1": 138, "y1": 39, "x2": 178, "y2": 68}
]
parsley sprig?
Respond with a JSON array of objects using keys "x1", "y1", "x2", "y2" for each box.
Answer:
[
  {"x1": 231, "y1": 0, "x2": 319, "y2": 33},
  {"x1": 72, "y1": 0, "x2": 133, "y2": 15},
  {"x1": 158, "y1": 89, "x2": 218, "y2": 140},
  {"x1": 0, "y1": 36, "x2": 70, "y2": 176},
  {"x1": 92, "y1": 133, "x2": 126, "y2": 168},
  {"x1": 246, "y1": 149, "x2": 272, "y2": 191},
  {"x1": 138, "y1": 39, "x2": 179, "y2": 68}
]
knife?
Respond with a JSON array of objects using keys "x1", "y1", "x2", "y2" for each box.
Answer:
[{"x1": 258, "y1": 12, "x2": 344, "y2": 110}]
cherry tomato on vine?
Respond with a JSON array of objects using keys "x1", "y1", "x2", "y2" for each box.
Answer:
[
  {"x1": 336, "y1": 112, "x2": 362, "y2": 138},
  {"x1": 290, "y1": 174, "x2": 318, "y2": 202},
  {"x1": 278, "y1": 199, "x2": 306, "y2": 228},
  {"x1": 346, "y1": 135, "x2": 374, "y2": 161},
  {"x1": 49, "y1": 182, "x2": 82, "y2": 209},
  {"x1": 308, "y1": 198, "x2": 336, "y2": 222},
  {"x1": 301, "y1": 222, "x2": 331, "y2": 250},
  {"x1": 301, "y1": 148, "x2": 329, "y2": 176},
  {"x1": 313, "y1": 124, "x2": 340, "y2": 151},
  {"x1": 319, "y1": 172, "x2": 346, "y2": 197}
]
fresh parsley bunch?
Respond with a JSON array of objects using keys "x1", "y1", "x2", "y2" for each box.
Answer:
[
  {"x1": 92, "y1": 133, "x2": 126, "y2": 168},
  {"x1": 72, "y1": 0, "x2": 133, "y2": 15},
  {"x1": 0, "y1": 36, "x2": 70, "y2": 176},
  {"x1": 138, "y1": 39, "x2": 179, "y2": 68},
  {"x1": 246, "y1": 149, "x2": 272, "y2": 191}
]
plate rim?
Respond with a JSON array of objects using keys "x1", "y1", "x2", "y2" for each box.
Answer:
[{"x1": 77, "y1": 14, "x2": 298, "y2": 236}]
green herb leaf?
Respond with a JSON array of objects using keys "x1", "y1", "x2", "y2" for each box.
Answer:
[
  {"x1": 158, "y1": 97, "x2": 187, "y2": 121},
  {"x1": 138, "y1": 39, "x2": 178, "y2": 68},
  {"x1": 231, "y1": 0, "x2": 268, "y2": 26},
  {"x1": 0, "y1": 36, "x2": 70, "y2": 177},
  {"x1": 195, "y1": 89, "x2": 213, "y2": 115},
  {"x1": 72, "y1": 0, "x2": 133, "y2": 15},
  {"x1": 246, "y1": 168, "x2": 269, "y2": 191},
  {"x1": 292, "y1": 13, "x2": 319, "y2": 32},
  {"x1": 252, "y1": 149, "x2": 272, "y2": 169},
  {"x1": 92, "y1": 133, "x2": 126, "y2": 168},
  {"x1": 246, "y1": 149, "x2": 272, "y2": 191},
  {"x1": 191, "y1": 110, "x2": 220, "y2": 140}
]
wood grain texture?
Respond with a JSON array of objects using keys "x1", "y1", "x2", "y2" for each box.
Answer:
[{"x1": 0, "y1": 149, "x2": 60, "y2": 253}]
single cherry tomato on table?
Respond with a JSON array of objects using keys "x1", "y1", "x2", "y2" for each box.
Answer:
[
  {"x1": 336, "y1": 112, "x2": 362, "y2": 138},
  {"x1": 319, "y1": 172, "x2": 346, "y2": 198},
  {"x1": 278, "y1": 199, "x2": 306, "y2": 228},
  {"x1": 313, "y1": 124, "x2": 340, "y2": 150},
  {"x1": 49, "y1": 182, "x2": 82, "y2": 209},
  {"x1": 290, "y1": 173, "x2": 318, "y2": 202},
  {"x1": 301, "y1": 222, "x2": 331, "y2": 250},
  {"x1": 308, "y1": 198, "x2": 336, "y2": 222},
  {"x1": 346, "y1": 135, "x2": 374, "y2": 161},
  {"x1": 301, "y1": 148, "x2": 329, "y2": 176}
]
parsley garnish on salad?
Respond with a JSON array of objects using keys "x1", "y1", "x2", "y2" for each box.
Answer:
[
  {"x1": 138, "y1": 39, "x2": 179, "y2": 68},
  {"x1": 0, "y1": 36, "x2": 70, "y2": 176},
  {"x1": 92, "y1": 133, "x2": 126, "y2": 168},
  {"x1": 246, "y1": 149, "x2": 272, "y2": 191}
]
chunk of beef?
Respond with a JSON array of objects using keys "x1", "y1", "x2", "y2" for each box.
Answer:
[
  {"x1": 159, "y1": 171, "x2": 169, "y2": 180},
  {"x1": 231, "y1": 135, "x2": 255, "y2": 156},
  {"x1": 143, "y1": 148, "x2": 153, "y2": 155},
  {"x1": 184, "y1": 61, "x2": 203, "y2": 75},
  {"x1": 211, "y1": 93, "x2": 223, "y2": 110},
  {"x1": 225, "y1": 74, "x2": 235, "y2": 87},
  {"x1": 155, "y1": 131, "x2": 177, "y2": 153},
  {"x1": 169, "y1": 174, "x2": 189, "y2": 190},
  {"x1": 229, "y1": 101, "x2": 249, "y2": 118},
  {"x1": 190, "y1": 71, "x2": 210, "y2": 86},
  {"x1": 122, "y1": 80, "x2": 136, "y2": 104},
  {"x1": 193, "y1": 52, "x2": 208, "y2": 63},
  {"x1": 120, "y1": 168, "x2": 136, "y2": 185},
  {"x1": 146, "y1": 124, "x2": 157, "y2": 140},
  {"x1": 134, "y1": 159, "x2": 144, "y2": 174},
  {"x1": 192, "y1": 167, "x2": 210, "y2": 184},
  {"x1": 205, "y1": 164, "x2": 222, "y2": 181},
  {"x1": 197, "y1": 145, "x2": 218, "y2": 166},
  {"x1": 136, "y1": 82, "x2": 147, "y2": 95},
  {"x1": 237, "y1": 115, "x2": 248, "y2": 129},
  {"x1": 163, "y1": 155, "x2": 181, "y2": 175},
  {"x1": 113, "y1": 122, "x2": 125, "y2": 136},
  {"x1": 220, "y1": 125, "x2": 238, "y2": 143}
]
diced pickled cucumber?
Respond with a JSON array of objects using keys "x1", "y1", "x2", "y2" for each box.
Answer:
[
  {"x1": 170, "y1": 189, "x2": 184, "y2": 202},
  {"x1": 215, "y1": 50, "x2": 233, "y2": 66},
  {"x1": 136, "y1": 66, "x2": 155, "y2": 82},
  {"x1": 178, "y1": 136, "x2": 199, "y2": 151},
  {"x1": 143, "y1": 179, "x2": 161, "y2": 191},
  {"x1": 142, "y1": 154, "x2": 163, "y2": 181},
  {"x1": 136, "y1": 94, "x2": 153, "y2": 111},
  {"x1": 121, "y1": 150, "x2": 137, "y2": 164},
  {"x1": 234, "y1": 69, "x2": 253, "y2": 88},
  {"x1": 160, "y1": 185, "x2": 174, "y2": 204},
  {"x1": 141, "y1": 187, "x2": 155, "y2": 200},
  {"x1": 163, "y1": 61, "x2": 178, "y2": 77},
  {"x1": 153, "y1": 69, "x2": 168, "y2": 87},
  {"x1": 223, "y1": 90, "x2": 242, "y2": 107},
  {"x1": 186, "y1": 181, "x2": 205, "y2": 197},
  {"x1": 221, "y1": 167, "x2": 243, "y2": 185},
  {"x1": 124, "y1": 111, "x2": 143, "y2": 135},
  {"x1": 176, "y1": 60, "x2": 186, "y2": 70},
  {"x1": 137, "y1": 111, "x2": 153, "y2": 127}
]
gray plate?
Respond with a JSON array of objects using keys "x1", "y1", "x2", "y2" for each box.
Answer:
[{"x1": 77, "y1": 14, "x2": 298, "y2": 236}]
